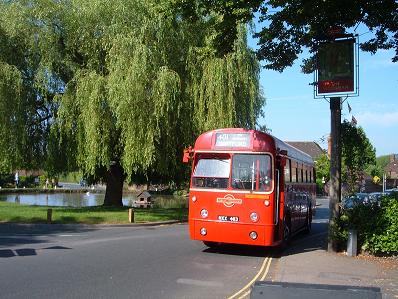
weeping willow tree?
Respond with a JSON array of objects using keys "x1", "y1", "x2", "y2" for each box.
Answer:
[
  {"x1": 0, "y1": 4, "x2": 57, "y2": 174},
  {"x1": 188, "y1": 28, "x2": 263, "y2": 132},
  {"x1": 0, "y1": 0, "x2": 264, "y2": 206}
]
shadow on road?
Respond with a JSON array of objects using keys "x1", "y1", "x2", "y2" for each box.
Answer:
[
  {"x1": 203, "y1": 244, "x2": 272, "y2": 258},
  {"x1": 0, "y1": 223, "x2": 96, "y2": 256}
]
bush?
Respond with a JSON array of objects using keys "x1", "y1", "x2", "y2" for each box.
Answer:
[
  {"x1": 0, "y1": 174, "x2": 14, "y2": 187},
  {"x1": 332, "y1": 193, "x2": 398, "y2": 255},
  {"x1": 19, "y1": 175, "x2": 38, "y2": 188}
]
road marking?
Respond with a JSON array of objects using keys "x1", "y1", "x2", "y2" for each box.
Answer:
[
  {"x1": 227, "y1": 256, "x2": 272, "y2": 299},
  {"x1": 259, "y1": 256, "x2": 273, "y2": 281},
  {"x1": 176, "y1": 278, "x2": 224, "y2": 287},
  {"x1": 236, "y1": 290, "x2": 251, "y2": 299}
]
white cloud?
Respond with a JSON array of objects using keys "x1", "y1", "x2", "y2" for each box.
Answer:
[{"x1": 357, "y1": 111, "x2": 398, "y2": 127}]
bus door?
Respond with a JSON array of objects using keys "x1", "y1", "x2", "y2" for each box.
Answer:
[{"x1": 274, "y1": 153, "x2": 286, "y2": 242}]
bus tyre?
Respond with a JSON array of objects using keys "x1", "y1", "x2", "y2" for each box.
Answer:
[
  {"x1": 304, "y1": 206, "x2": 312, "y2": 234},
  {"x1": 280, "y1": 215, "x2": 291, "y2": 250}
]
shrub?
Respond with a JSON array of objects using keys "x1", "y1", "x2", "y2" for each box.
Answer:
[
  {"x1": 332, "y1": 193, "x2": 398, "y2": 255},
  {"x1": 18, "y1": 175, "x2": 38, "y2": 188},
  {"x1": 0, "y1": 174, "x2": 14, "y2": 187}
]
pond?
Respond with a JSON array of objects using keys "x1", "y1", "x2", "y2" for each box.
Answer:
[{"x1": 0, "y1": 192, "x2": 188, "y2": 209}]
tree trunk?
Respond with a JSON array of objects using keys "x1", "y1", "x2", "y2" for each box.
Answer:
[{"x1": 103, "y1": 162, "x2": 124, "y2": 207}]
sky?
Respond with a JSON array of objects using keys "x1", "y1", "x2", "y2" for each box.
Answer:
[{"x1": 249, "y1": 38, "x2": 398, "y2": 157}]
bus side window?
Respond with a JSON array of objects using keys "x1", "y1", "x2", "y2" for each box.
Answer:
[
  {"x1": 300, "y1": 166, "x2": 304, "y2": 183},
  {"x1": 292, "y1": 161, "x2": 297, "y2": 183},
  {"x1": 313, "y1": 167, "x2": 316, "y2": 183},
  {"x1": 284, "y1": 159, "x2": 291, "y2": 183}
]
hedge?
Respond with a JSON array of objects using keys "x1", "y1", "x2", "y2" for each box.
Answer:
[{"x1": 331, "y1": 193, "x2": 398, "y2": 255}]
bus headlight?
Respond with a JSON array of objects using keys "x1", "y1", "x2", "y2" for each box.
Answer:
[
  {"x1": 200, "y1": 228, "x2": 207, "y2": 236},
  {"x1": 192, "y1": 196, "x2": 197, "y2": 202},
  {"x1": 264, "y1": 200, "x2": 270, "y2": 207},
  {"x1": 250, "y1": 212, "x2": 259, "y2": 222},
  {"x1": 249, "y1": 231, "x2": 258, "y2": 240},
  {"x1": 200, "y1": 209, "x2": 208, "y2": 218}
]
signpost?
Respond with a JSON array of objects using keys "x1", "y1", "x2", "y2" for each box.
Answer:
[{"x1": 314, "y1": 28, "x2": 359, "y2": 252}]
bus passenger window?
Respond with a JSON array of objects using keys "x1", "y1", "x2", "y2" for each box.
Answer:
[
  {"x1": 284, "y1": 159, "x2": 291, "y2": 183},
  {"x1": 291, "y1": 162, "x2": 297, "y2": 183},
  {"x1": 232, "y1": 154, "x2": 272, "y2": 192}
]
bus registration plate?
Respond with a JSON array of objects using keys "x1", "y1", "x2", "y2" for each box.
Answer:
[{"x1": 218, "y1": 215, "x2": 239, "y2": 222}]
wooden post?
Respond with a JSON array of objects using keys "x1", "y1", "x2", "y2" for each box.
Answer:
[
  {"x1": 47, "y1": 208, "x2": 52, "y2": 224},
  {"x1": 128, "y1": 208, "x2": 134, "y2": 223},
  {"x1": 328, "y1": 97, "x2": 342, "y2": 252}
]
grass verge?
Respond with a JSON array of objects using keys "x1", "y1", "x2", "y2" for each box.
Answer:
[{"x1": 0, "y1": 202, "x2": 187, "y2": 224}]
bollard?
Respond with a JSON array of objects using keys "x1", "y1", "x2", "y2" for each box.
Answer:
[
  {"x1": 47, "y1": 208, "x2": 52, "y2": 224},
  {"x1": 128, "y1": 208, "x2": 134, "y2": 223},
  {"x1": 347, "y1": 229, "x2": 357, "y2": 257}
]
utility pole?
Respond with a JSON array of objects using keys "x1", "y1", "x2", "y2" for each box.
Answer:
[{"x1": 328, "y1": 97, "x2": 342, "y2": 252}]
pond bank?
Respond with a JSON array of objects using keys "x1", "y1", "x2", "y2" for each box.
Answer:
[{"x1": 0, "y1": 187, "x2": 103, "y2": 194}]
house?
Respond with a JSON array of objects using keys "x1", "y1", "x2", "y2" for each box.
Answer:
[
  {"x1": 385, "y1": 154, "x2": 398, "y2": 179},
  {"x1": 285, "y1": 141, "x2": 326, "y2": 161},
  {"x1": 385, "y1": 154, "x2": 398, "y2": 189}
]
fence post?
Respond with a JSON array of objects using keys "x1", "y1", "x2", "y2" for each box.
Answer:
[
  {"x1": 47, "y1": 208, "x2": 52, "y2": 224},
  {"x1": 128, "y1": 208, "x2": 134, "y2": 223}
]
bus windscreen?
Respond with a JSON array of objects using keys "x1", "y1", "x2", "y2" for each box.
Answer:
[
  {"x1": 232, "y1": 154, "x2": 272, "y2": 192},
  {"x1": 192, "y1": 156, "x2": 230, "y2": 189}
]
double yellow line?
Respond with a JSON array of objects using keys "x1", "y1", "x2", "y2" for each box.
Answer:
[{"x1": 227, "y1": 256, "x2": 273, "y2": 299}]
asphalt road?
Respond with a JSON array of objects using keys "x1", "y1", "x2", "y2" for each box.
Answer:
[
  {"x1": 0, "y1": 198, "x2": 330, "y2": 299},
  {"x1": 0, "y1": 223, "x2": 272, "y2": 299}
]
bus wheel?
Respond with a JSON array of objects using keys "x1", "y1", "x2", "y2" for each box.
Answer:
[
  {"x1": 282, "y1": 215, "x2": 291, "y2": 247},
  {"x1": 203, "y1": 241, "x2": 219, "y2": 248},
  {"x1": 304, "y1": 207, "x2": 312, "y2": 234}
]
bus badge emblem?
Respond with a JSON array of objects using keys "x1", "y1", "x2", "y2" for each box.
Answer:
[{"x1": 216, "y1": 194, "x2": 242, "y2": 208}]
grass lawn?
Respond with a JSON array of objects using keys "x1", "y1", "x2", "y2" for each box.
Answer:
[{"x1": 0, "y1": 202, "x2": 188, "y2": 224}]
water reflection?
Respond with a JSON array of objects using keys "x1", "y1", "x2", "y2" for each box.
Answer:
[{"x1": 0, "y1": 193, "x2": 187, "y2": 208}]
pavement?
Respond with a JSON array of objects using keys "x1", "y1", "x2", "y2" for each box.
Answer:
[{"x1": 266, "y1": 197, "x2": 398, "y2": 299}]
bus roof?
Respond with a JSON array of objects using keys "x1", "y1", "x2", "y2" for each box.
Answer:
[{"x1": 194, "y1": 128, "x2": 314, "y2": 165}]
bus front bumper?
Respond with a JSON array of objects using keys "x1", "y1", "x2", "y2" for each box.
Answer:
[{"x1": 191, "y1": 219, "x2": 276, "y2": 246}]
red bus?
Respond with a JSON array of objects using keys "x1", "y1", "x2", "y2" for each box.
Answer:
[{"x1": 183, "y1": 128, "x2": 316, "y2": 247}]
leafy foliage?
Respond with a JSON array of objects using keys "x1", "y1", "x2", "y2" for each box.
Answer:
[
  {"x1": 315, "y1": 153, "x2": 330, "y2": 193},
  {"x1": 171, "y1": 0, "x2": 263, "y2": 56},
  {"x1": 341, "y1": 120, "x2": 376, "y2": 194},
  {"x1": 332, "y1": 193, "x2": 398, "y2": 255},
  {"x1": 0, "y1": 0, "x2": 264, "y2": 203},
  {"x1": 0, "y1": 19, "x2": 54, "y2": 172}
]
